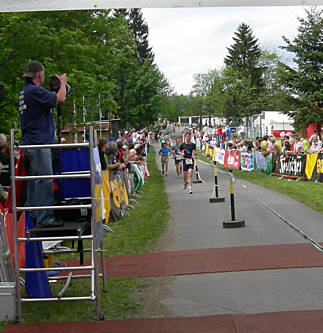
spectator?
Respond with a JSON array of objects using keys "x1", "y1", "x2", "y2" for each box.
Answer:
[
  {"x1": 294, "y1": 137, "x2": 305, "y2": 153},
  {"x1": 301, "y1": 138, "x2": 309, "y2": 152},
  {"x1": 237, "y1": 122, "x2": 246, "y2": 139},
  {"x1": 0, "y1": 133, "x2": 10, "y2": 189},
  {"x1": 105, "y1": 147, "x2": 121, "y2": 170},
  {"x1": 267, "y1": 137, "x2": 275, "y2": 154},
  {"x1": 308, "y1": 135, "x2": 322, "y2": 153},
  {"x1": 98, "y1": 138, "x2": 108, "y2": 170},
  {"x1": 260, "y1": 135, "x2": 269, "y2": 156},
  {"x1": 274, "y1": 138, "x2": 282, "y2": 155}
]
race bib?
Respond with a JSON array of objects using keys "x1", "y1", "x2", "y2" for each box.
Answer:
[
  {"x1": 185, "y1": 158, "x2": 193, "y2": 165},
  {"x1": 176, "y1": 155, "x2": 182, "y2": 160}
]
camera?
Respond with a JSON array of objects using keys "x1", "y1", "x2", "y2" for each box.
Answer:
[{"x1": 49, "y1": 75, "x2": 71, "y2": 95}]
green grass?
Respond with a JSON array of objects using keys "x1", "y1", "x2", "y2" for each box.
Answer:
[
  {"x1": 103, "y1": 148, "x2": 169, "y2": 257},
  {"x1": 0, "y1": 147, "x2": 169, "y2": 330},
  {"x1": 198, "y1": 150, "x2": 323, "y2": 214}
]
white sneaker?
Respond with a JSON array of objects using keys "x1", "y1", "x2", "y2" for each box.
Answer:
[
  {"x1": 188, "y1": 187, "x2": 192, "y2": 194},
  {"x1": 183, "y1": 181, "x2": 188, "y2": 190}
]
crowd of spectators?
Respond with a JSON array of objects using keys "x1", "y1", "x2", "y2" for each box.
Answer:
[
  {"x1": 171, "y1": 123, "x2": 322, "y2": 157},
  {"x1": 0, "y1": 129, "x2": 151, "y2": 204},
  {"x1": 98, "y1": 128, "x2": 150, "y2": 178}
]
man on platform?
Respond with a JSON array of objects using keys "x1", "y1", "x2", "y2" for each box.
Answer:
[{"x1": 18, "y1": 60, "x2": 67, "y2": 227}]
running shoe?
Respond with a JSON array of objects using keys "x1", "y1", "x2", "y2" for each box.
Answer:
[
  {"x1": 183, "y1": 181, "x2": 188, "y2": 190},
  {"x1": 188, "y1": 187, "x2": 192, "y2": 194}
]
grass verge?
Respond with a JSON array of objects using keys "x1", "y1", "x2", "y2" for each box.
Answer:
[
  {"x1": 0, "y1": 147, "x2": 169, "y2": 330},
  {"x1": 197, "y1": 150, "x2": 323, "y2": 214}
]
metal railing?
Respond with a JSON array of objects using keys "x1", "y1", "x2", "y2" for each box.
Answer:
[{"x1": 9, "y1": 126, "x2": 105, "y2": 322}]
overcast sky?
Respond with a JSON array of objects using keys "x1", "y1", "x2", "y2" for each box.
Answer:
[{"x1": 142, "y1": 6, "x2": 319, "y2": 95}]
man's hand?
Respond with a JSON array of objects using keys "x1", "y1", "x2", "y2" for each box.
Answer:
[
  {"x1": 57, "y1": 74, "x2": 67, "y2": 85},
  {"x1": 56, "y1": 74, "x2": 67, "y2": 104}
]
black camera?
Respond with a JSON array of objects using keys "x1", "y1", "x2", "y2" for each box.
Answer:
[{"x1": 49, "y1": 75, "x2": 71, "y2": 95}]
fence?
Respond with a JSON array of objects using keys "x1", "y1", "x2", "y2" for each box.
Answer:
[{"x1": 203, "y1": 143, "x2": 322, "y2": 182}]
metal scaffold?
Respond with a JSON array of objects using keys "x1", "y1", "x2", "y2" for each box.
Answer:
[{"x1": 9, "y1": 126, "x2": 106, "y2": 323}]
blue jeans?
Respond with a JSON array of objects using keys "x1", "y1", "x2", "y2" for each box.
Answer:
[{"x1": 24, "y1": 148, "x2": 54, "y2": 225}]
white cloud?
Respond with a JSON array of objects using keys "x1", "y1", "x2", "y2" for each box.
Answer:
[{"x1": 142, "y1": 6, "x2": 320, "y2": 95}]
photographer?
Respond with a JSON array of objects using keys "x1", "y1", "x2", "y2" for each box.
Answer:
[{"x1": 18, "y1": 60, "x2": 67, "y2": 228}]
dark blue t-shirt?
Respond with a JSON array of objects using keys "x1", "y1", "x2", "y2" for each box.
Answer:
[{"x1": 18, "y1": 80, "x2": 57, "y2": 144}]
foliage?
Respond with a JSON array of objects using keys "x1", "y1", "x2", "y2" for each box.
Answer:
[
  {"x1": 0, "y1": 10, "x2": 169, "y2": 135},
  {"x1": 191, "y1": 70, "x2": 225, "y2": 119},
  {"x1": 224, "y1": 22, "x2": 264, "y2": 89},
  {"x1": 259, "y1": 50, "x2": 292, "y2": 111},
  {"x1": 278, "y1": 7, "x2": 323, "y2": 129}
]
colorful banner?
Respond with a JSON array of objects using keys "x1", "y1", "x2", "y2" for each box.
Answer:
[
  {"x1": 102, "y1": 170, "x2": 129, "y2": 223},
  {"x1": 214, "y1": 148, "x2": 226, "y2": 165},
  {"x1": 305, "y1": 153, "x2": 323, "y2": 182},
  {"x1": 240, "y1": 153, "x2": 254, "y2": 171},
  {"x1": 275, "y1": 154, "x2": 306, "y2": 177},
  {"x1": 254, "y1": 151, "x2": 273, "y2": 175},
  {"x1": 224, "y1": 150, "x2": 241, "y2": 170}
]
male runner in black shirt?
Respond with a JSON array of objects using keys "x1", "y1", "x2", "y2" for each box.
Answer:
[{"x1": 179, "y1": 132, "x2": 197, "y2": 194}]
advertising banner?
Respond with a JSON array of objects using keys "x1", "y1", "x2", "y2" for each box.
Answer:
[
  {"x1": 224, "y1": 150, "x2": 241, "y2": 170},
  {"x1": 275, "y1": 154, "x2": 306, "y2": 177},
  {"x1": 214, "y1": 148, "x2": 226, "y2": 165},
  {"x1": 240, "y1": 153, "x2": 254, "y2": 171},
  {"x1": 254, "y1": 151, "x2": 273, "y2": 175},
  {"x1": 102, "y1": 170, "x2": 129, "y2": 223},
  {"x1": 305, "y1": 153, "x2": 323, "y2": 182}
]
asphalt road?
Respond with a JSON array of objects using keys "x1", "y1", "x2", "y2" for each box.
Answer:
[{"x1": 153, "y1": 129, "x2": 323, "y2": 316}]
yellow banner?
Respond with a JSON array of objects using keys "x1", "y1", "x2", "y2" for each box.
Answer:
[
  {"x1": 102, "y1": 171, "x2": 111, "y2": 224},
  {"x1": 205, "y1": 144, "x2": 209, "y2": 156},
  {"x1": 212, "y1": 147, "x2": 216, "y2": 161},
  {"x1": 305, "y1": 153, "x2": 318, "y2": 179}
]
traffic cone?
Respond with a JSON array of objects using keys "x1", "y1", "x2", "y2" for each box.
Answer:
[{"x1": 25, "y1": 212, "x2": 52, "y2": 298}]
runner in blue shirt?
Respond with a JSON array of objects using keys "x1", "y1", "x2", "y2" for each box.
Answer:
[{"x1": 159, "y1": 142, "x2": 171, "y2": 176}]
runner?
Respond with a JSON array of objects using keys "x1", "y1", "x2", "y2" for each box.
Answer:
[
  {"x1": 172, "y1": 138, "x2": 183, "y2": 177},
  {"x1": 159, "y1": 142, "x2": 171, "y2": 176},
  {"x1": 179, "y1": 132, "x2": 197, "y2": 194}
]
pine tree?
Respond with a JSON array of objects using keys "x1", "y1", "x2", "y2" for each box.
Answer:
[
  {"x1": 278, "y1": 7, "x2": 323, "y2": 129},
  {"x1": 224, "y1": 23, "x2": 263, "y2": 87},
  {"x1": 128, "y1": 9, "x2": 154, "y2": 64},
  {"x1": 114, "y1": 9, "x2": 154, "y2": 64}
]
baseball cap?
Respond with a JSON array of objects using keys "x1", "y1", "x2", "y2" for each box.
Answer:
[{"x1": 23, "y1": 60, "x2": 44, "y2": 78}]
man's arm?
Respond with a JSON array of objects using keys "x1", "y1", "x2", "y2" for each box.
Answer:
[{"x1": 56, "y1": 74, "x2": 67, "y2": 104}]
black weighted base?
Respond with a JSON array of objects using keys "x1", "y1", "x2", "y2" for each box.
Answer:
[
  {"x1": 209, "y1": 197, "x2": 225, "y2": 203},
  {"x1": 222, "y1": 219, "x2": 245, "y2": 228}
]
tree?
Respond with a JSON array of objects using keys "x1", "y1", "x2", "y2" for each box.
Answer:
[
  {"x1": 222, "y1": 23, "x2": 265, "y2": 121},
  {"x1": 221, "y1": 66, "x2": 264, "y2": 123},
  {"x1": 278, "y1": 7, "x2": 323, "y2": 129},
  {"x1": 259, "y1": 49, "x2": 292, "y2": 111},
  {"x1": 0, "y1": 10, "x2": 168, "y2": 134},
  {"x1": 114, "y1": 9, "x2": 154, "y2": 64},
  {"x1": 191, "y1": 70, "x2": 225, "y2": 122},
  {"x1": 224, "y1": 23, "x2": 263, "y2": 88}
]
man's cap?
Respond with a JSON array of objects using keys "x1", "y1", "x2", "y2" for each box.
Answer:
[{"x1": 23, "y1": 61, "x2": 44, "y2": 78}]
